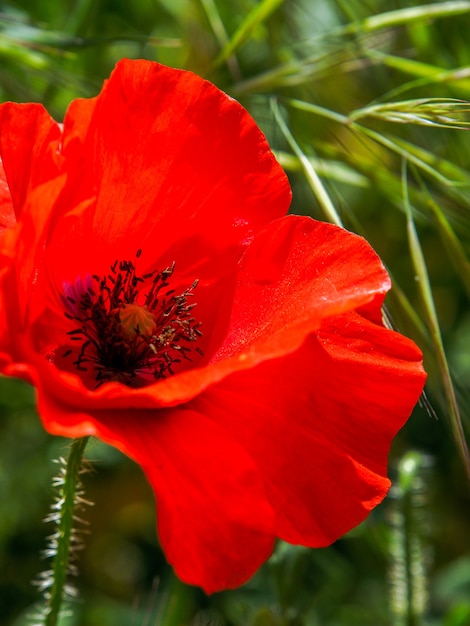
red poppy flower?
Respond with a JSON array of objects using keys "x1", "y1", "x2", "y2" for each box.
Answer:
[{"x1": 0, "y1": 59, "x2": 426, "y2": 593}]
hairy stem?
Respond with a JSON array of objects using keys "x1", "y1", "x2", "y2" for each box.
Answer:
[{"x1": 44, "y1": 436, "x2": 89, "y2": 626}]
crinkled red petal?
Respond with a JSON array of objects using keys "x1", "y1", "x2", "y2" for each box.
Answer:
[
  {"x1": 209, "y1": 215, "x2": 391, "y2": 363},
  {"x1": 194, "y1": 311, "x2": 426, "y2": 545},
  {"x1": 41, "y1": 59, "x2": 291, "y2": 290},
  {"x1": 0, "y1": 103, "x2": 61, "y2": 218},
  {"x1": 34, "y1": 386, "x2": 276, "y2": 593},
  {"x1": 0, "y1": 103, "x2": 65, "y2": 335}
]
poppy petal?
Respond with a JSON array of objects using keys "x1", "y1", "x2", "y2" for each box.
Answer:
[
  {"x1": 0, "y1": 103, "x2": 61, "y2": 217},
  {"x1": 34, "y1": 386, "x2": 276, "y2": 593},
  {"x1": 0, "y1": 103, "x2": 67, "y2": 333},
  {"x1": 194, "y1": 311, "x2": 426, "y2": 545},
  {"x1": 41, "y1": 59, "x2": 291, "y2": 284},
  {"x1": 210, "y1": 215, "x2": 391, "y2": 364}
]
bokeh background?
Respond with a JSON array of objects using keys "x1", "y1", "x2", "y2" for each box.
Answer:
[{"x1": 1, "y1": 0, "x2": 470, "y2": 624}]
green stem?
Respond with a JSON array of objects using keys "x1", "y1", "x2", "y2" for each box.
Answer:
[{"x1": 44, "y1": 436, "x2": 89, "y2": 626}]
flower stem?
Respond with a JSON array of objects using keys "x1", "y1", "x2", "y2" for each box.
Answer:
[{"x1": 44, "y1": 436, "x2": 89, "y2": 626}]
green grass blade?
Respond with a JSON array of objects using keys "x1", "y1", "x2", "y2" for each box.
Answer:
[
  {"x1": 354, "y1": 125, "x2": 470, "y2": 188},
  {"x1": 63, "y1": 0, "x2": 95, "y2": 35},
  {"x1": 402, "y1": 163, "x2": 470, "y2": 477},
  {"x1": 350, "y1": 98, "x2": 470, "y2": 130},
  {"x1": 199, "y1": 0, "x2": 241, "y2": 79},
  {"x1": 233, "y1": 47, "x2": 361, "y2": 94},
  {"x1": 344, "y1": 1, "x2": 470, "y2": 34},
  {"x1": 275, "y1": 150, "x2": 369, "y2": 188},
  {"x1": 419, "y1": 184, "x2": 470, "y2": 298},
  {"x1": 284, "y1": 97, "x2": 349, "y2": 124},
  {"x1": 212, "y1": 0, "x2": 285, "y2": 69},
  {"x1": 287, "y1": 98, "x2": 470, "y2": 187},
  {"x1": 366, "y1": 51, "x2": 470, "y2": 100},
  {"x1": 271, "y1": 99, "x2": 344, "y2": 227}
]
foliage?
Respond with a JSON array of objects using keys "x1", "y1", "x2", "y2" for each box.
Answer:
[{"x1": 0, "y1": 0, "x2": 469, "y2": 624}]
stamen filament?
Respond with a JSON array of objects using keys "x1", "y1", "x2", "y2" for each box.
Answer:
[{"x1": 61, "y1": 253, "x2": 203, "y2": 387}]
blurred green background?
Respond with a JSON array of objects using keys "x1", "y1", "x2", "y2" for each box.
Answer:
[{"x1": 1, "y1": 0, "x2": 470, "y2": 624}]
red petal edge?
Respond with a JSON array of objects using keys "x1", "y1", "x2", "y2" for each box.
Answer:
[
  {"x1": 35, "y1": 386, "x2": 276, "y2": 593},
  {"x1": 195, "y1": 311, "x2": 426, "y2": 546}
]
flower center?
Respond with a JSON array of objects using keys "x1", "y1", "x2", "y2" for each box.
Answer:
[{"x1": 61, "y1": 250, "x2": 202, "y2": 387}]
